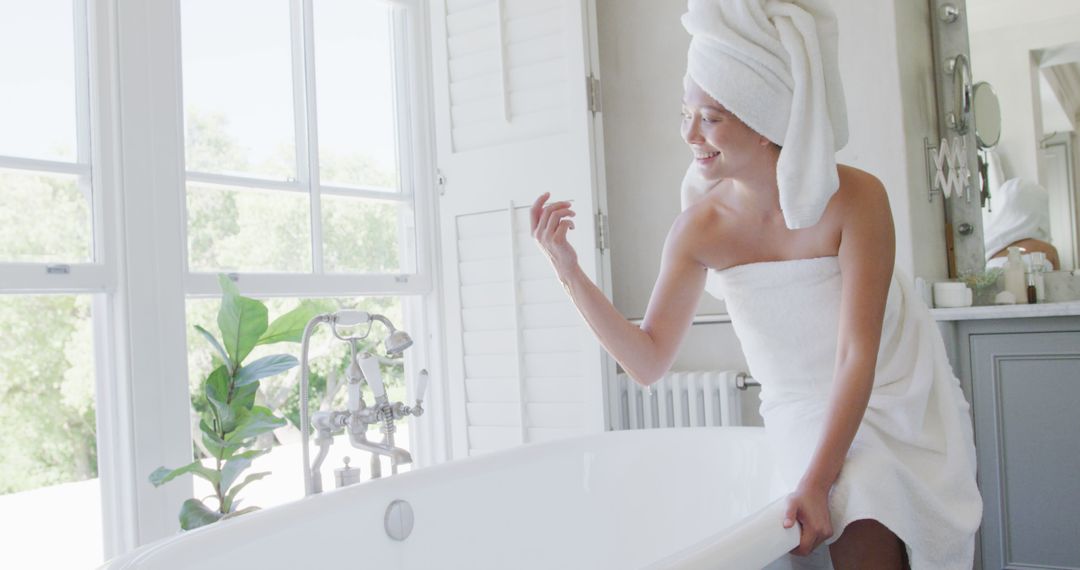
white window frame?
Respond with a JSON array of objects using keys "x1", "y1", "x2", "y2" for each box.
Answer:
[
  {"x1": 109, "y1": 0, "x2": 449, "y2": 549},
  {"x1": 0, "y1": 0, "x2": 142, "y2": 560},
  {"x1": 2, "y1": 0, "x2": 449, "y2": 557},
  {"x1": 0, "y1": 0, "x2": 104, "y2": 292},
  {"x1": 173, "y1": 0, "x2": 449, "y2": 504},
  {"x1": 179, "y1": 0, "x2": 433, "y2": 298}
]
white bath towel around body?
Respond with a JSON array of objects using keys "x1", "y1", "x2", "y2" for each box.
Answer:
[{"x1": 706, "y1": 257, "x2": 983, "y2": 569}]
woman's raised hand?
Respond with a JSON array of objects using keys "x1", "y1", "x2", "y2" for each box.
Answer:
[{"x1": 530, "y1": 192, "x2": 578, "y2": 277}]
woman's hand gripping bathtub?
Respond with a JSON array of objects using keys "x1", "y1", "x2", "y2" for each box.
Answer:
[{"x1": 783, "y1": 480, "x2": 834, "y2": 556}]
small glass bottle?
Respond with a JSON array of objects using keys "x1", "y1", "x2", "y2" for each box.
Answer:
[
  {"x1": 1004, "y1": 246, "x2": 1028, "y2": 304},
  {"x1": 1026, "y1": 273, "x2": 1037, "y2": 304},
  {"x1": 1029, "y1": 252, "x2": 1048, "y2": 302}
]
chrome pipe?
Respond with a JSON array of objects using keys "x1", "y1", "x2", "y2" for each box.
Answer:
[
  {"x1": 735, "y1": 372, "x2": 760, "y2": 391},
  {"x1": 300, "y1": 313, "x2": 332, "y2": 496}
]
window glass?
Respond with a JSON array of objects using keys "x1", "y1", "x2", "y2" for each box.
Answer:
[
  {"x1": 0, "y1": 0, "x2": 79, "y2": 162},
  {"x1": 186, "y1": 183, "x2": 312, "y2": 273},
  {"x1": 0, "y1": 169, "x2": 93, "y2": 263},
  {"x1": 184, "y1": 296, "x2": 409, "y2": 510},
  {"x1": 314, "y1": 0, "x2": 400, "y2": 191},
  {"x1": 181, "y1": 0, "x2": 297, "y2": 180},
  {"x1": 321, "y1": 195, "x2": 416, "y2": 273},
  {"x1": 0, "y1": 295, "x2": 103, "y2": 568}
]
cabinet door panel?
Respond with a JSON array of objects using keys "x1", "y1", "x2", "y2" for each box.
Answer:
[{"x1": 971, "y1": 331, "x2": 1080, "y2": 569}]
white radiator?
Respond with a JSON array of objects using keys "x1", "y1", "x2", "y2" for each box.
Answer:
[{"x1": 609, "y1": 370, "x2": 750, "y2": 430}]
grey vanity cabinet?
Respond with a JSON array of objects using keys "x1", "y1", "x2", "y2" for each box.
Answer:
[{"x1": 956, "y1": 317, "x2": 1080, "y2": 570}]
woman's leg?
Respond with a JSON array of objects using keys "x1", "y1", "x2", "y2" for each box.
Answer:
[{"x1": 827, "y1": 518, "x2": 909, "y2": 570}]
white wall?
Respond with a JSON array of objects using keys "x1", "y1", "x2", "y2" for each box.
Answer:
[
  {"x1": 596, "y1": 0, "x2": 946, "y2": 416},
  {"x1": 596, "y1": 0, "x2": 706, "y2": 321}
]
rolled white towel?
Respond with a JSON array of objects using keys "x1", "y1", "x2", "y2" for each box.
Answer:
[{"x1": 982, "y1": 177, "x2": 1052, "y2": 260}]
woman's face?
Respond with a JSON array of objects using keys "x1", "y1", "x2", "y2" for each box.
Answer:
[{"x1": 680, "y1": 79, "x2": 770, "y2": 182}]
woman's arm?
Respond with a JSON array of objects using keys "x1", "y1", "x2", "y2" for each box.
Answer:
[
  {"x1": 784, "y1": 173, "x2": 896, "y2": 555},
  {"x1": 530, "y1": 192, "x2": 709, "y2": 385}
]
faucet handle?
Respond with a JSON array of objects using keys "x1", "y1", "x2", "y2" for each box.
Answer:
[
  {"x1": 358, "y1": 353, "x2": 386, "y2": 401},
  {"x1": 347, "y1": 381, "x2": 363, "y2": 413},
  {"x1": 414, "y1": 369, "x2": 429, "y2": 403}
]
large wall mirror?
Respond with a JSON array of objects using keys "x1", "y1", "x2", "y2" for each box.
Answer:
[{"x1": 967, "y1": 1, "x2": 1080, "y2": 271}]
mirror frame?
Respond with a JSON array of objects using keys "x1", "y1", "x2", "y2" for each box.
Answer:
[{"x1": 972, "y1": 81, "x2": 1002, "y2": 149}]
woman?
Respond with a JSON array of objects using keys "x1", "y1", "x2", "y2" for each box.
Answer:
[
  {"x1": 530, "y1": 0, "x2": 982, "y2": 568},
  {"x1": 984, "y1": 177, "x2": 1060, "y2": 271}
]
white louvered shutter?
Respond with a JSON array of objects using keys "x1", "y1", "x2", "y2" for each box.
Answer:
[{"x1": 430, "y1": 0, "x2": 609, "y2": 457}]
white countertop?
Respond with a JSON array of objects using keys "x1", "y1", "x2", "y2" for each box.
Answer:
[{"x1": 930, "y1": 300, "x2": 1080, "y2": 321}]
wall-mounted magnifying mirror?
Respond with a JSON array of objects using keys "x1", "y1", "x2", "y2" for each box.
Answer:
[{"x1": 972, "y1": 81, "x2": 1001, "y2": 149}]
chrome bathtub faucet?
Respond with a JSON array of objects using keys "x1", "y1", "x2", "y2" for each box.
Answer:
[{"x1": 298, "y1": 310, "x2": 429, "y2": 496}]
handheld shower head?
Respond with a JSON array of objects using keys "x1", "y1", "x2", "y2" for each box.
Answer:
[{"x1": 385, "y1": 329, "x2": 413, "y2": 357}]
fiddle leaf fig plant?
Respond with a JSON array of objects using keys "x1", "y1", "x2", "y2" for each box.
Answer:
[{"x1": 149, "y1": 274, "x2": 325, "y2": 530}]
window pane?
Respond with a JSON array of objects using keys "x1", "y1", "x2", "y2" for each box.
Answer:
[
  {"x1": 0, "y1": 295, "x2": 103, "y2": 568},
  {"x1": 314, "y1": 0, "x2": 400, "y2": 191},
  {"x1": 182, "y1": 0, "x2": 296, "y2": 180},
  {"x1": 186, "y1": 183, "x2": 312, "y2": 273},
  {"x1": 0, "y1": 0, "x2": 79, "y2": 162},
  {"x1": 322, "y1": 195, "x2": 416, "y2": 273},
  {"x1": 185, "y1": 296, "x2": 409, "y2": 510},
  {"x1": 0, "y1": 168, "x2": 93, "y2": 263}
]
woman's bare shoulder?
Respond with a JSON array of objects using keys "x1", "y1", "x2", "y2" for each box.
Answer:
[
  {"x1": 670, "y1": 187, "x2": 749, "y2": 270},
  {"x1": 834, "y1": 164, "x2": 890, "y2": 215},
  {"x1": 672, "y1": 194, "x2": 725, "y2": 249}
]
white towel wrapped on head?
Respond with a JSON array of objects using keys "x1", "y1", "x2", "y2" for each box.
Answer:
[
  {"x1": 680, "y1": 0, "x2": 848, "y2": 229},
  {"x1": 982, "y1": 177, "x2": 1052, "y2": 259},
  {"x1": 983, "y1": 148, "x2": 1005, "y2": 200}
]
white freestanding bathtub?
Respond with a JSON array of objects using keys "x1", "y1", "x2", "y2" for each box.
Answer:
[{"x1": 102, "y1": 427, "x2": 800, "y2": 569}]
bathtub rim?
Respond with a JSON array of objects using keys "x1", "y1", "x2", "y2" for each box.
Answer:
[{"x1": 101, "y1": 426, "x2": 779, "y2": 569}]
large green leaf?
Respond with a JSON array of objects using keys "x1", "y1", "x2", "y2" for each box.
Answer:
[
  {"x1": 149, "y1": 461, "x2": 220, "y2": 487},
  {"x1": 234, "y1": 354, "x2": 298, "y2": 387},
  {"x1": 203, "y1": 366, "x2": 236, "y2": 432},
  {"x1": 217, "y1": 275, "x2": 268, "y2": 367},
  {"x1": 231, "y1": 381, "x2": 259, "y2": 413},
  {"x1": 257, "y1": 300, "x2": 333, "y2": 346},
  {"x1": 222, "y1": 471, "x2": 270, "y2": 512},
  {"x1": 225, "y1": 406, "x2": 286, "y2": 445},
  {"x1": 217, "y1": 273, "x2": 241, "y2": 297},
  {"x1": 204, "y1": 365, "x2": 229, "y2": 405},
  {"x1": 229, "y1": 448, "x2": 271, "y2": 461},
  {"x1": 179, "y1": 498, "x2": 223, "y2": 531},
  {"x1": 218, "y1": 448, "x2": 268, "y2": 493},
  {"x1": 199, "y1": 419, "x2": 239, "y2": 460},
  {"x1": 194, "y1": 325, "x2": 233, "y2": 375}
]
